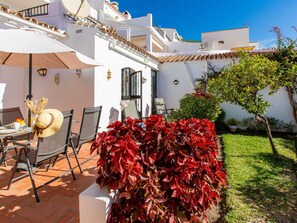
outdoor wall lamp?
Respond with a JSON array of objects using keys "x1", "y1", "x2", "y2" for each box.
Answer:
[
  {"x1": 37, "y1": 68, "x2": 47, "y2": 77},
  {"x1": 76, "y1": 69, "x2": 82, "y2": 78},
  {"x1": 107, "y1": 69, "x2": 112, "y2": 80},
  {"x1": 173, "y1": 79, "x2": 179, "y2": 85},
  {"x1": 141, "y1": 77, "x2": 147, "y2": 84}
]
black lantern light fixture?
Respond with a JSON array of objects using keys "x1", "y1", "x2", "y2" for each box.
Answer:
[
  {"x1": 173, "y1": 79, "x2": 179, "y2": 85},
  {"x1": 76, "y1": 69, "x2": 82, "y2": 78},
  {"x1": 37, "y1": 68, "x2": 47, "y2": 76}
]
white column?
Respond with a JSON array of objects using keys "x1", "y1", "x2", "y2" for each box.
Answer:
[{"x1": 146, "y1": 13, "x2": 153, "y2": 52}]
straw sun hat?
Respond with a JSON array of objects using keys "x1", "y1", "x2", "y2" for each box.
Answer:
[{"x1": 34, "y1": 109, "x2": 63, "y2": 138}]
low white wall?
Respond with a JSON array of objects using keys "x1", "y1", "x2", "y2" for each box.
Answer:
[{"x1": 79, "y1": 183, "x2": 115, "y2": 223}]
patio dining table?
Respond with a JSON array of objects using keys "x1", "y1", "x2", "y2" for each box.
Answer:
[{"x1": 0, "y1": 127, "x2": 32, "y2": 166}]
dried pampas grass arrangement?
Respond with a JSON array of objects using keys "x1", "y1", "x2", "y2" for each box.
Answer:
[{"x1": 25, "y1": 97, "x2": 48, "y2": 115}]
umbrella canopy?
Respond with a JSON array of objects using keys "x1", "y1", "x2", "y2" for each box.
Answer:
[
  {"x1": 0, "y1": 29, "x2": 101, "y2": 69},
  {"x1": 0, "y1": 28, "x2": 102, "y2": 124}
]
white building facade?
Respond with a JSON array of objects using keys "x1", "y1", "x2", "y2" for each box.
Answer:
[
  {"x1": 0, "y1": 0, "x2": 294, "y2": 130},
  {"x1": 0, "y1": 0, "x2": 159, "y2": 132}
]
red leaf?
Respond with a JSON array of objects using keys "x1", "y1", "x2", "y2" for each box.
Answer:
[
  {"x1": 119, "y1": 191, "x2": 131, "y2": 199},
  {"x1": 169, "y1": 215, "x2": 177, "y2": 223},
  {"x1": 198, "y1": 193, "x2": 204, "y2": 206},
  {"x1": 149, "y1": 152, "x2": 157, "y2": 165}
]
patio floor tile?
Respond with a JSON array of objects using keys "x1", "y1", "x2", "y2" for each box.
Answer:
[{"x1": 0, "y1": 143, "x2": 98, "y2": 223}]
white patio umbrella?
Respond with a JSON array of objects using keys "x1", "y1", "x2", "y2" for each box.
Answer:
[{"x1": 0, "y1": 28, "x2": 102, "y2": 124}]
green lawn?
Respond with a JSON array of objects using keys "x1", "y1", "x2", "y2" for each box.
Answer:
[{"x1": 222, "y1": 134, "x2": 297, "y2": 223}]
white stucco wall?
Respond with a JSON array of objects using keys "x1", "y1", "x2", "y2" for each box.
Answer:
[
  {"x1": 93, "y1": 34, "x2": 156, "y2": 131},
  {"x1": 202, "y1": 28, "x2": 250, "y2": 50},
  {"x1": 221, "y1": 86, "x2": 294, "y2": 123},
  {"x1": 0, "y1": 66, "x2": 27, "y2": 115},
  {"x1": 158, "y1": 61, "x2": 206, "y2": 109},
  {"x1": 43, "y1": 22, "x2": 157, "y2": 132},
  {"x1": 167, "y1": 42, "x2": 201, "y2": 53},
  {"x1": 0, "y1": 5, "x2": 158, "y2": 132},
  {"x1": 162, "y1": 28, "x2": 178, "y2": 42},
  {"x1": 159, "y1": 59, "x2": 295, "y2": 125}
]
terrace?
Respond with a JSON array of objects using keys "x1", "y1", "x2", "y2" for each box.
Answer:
[{"x1": 0, "y1": 143, "x2": 96, "y2": 223}]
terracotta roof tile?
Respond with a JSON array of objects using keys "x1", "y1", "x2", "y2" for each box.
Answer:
[
  {"x1": 0, "y1": 5, "x2": 65, "y2": 36},
  {"x1": 158, "y1": 50, "x2": 276, "y2": 63}
]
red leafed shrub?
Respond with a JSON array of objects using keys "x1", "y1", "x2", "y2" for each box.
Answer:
[{"x1": 90, "y1": 115, "x2": 226, "y2": 223}]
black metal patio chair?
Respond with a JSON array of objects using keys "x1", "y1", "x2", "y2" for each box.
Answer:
[
  {"x1": 0, "y1": 107, "x2": 31, "y2": 166},
  {"x1": 0, "y1": 107, "x2": 24, "y2": 126},
  {"x1": 68, "y1": 106, "x2": 102, "y2": 173},
  {"x1": 7, "y1": 110, "x2": 75, "y2": 202}
]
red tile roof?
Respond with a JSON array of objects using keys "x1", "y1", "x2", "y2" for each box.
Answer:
[
  {"x1": 158, "y1": 50, "x2": 276, "y2": 63},
  {"x1": 0, "y1": 5, "x2": 65, "y2": 36}
]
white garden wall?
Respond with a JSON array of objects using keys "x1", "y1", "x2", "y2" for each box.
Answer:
[{"x1": 159, "y1": 59, "x2": 295, "y2": 125}]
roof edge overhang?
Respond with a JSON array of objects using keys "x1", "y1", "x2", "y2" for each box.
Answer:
[
  {"x1": 75, "y1": 20, "x2": 160, "y2": 65},
  {"x1": 158, "y1": 49, "x2": 277, "y2": 63},
  {"x1": 0, "y1": 5, "x2": 66, "y2": 38}
]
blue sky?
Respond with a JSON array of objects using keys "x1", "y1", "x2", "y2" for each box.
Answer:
[{"x1": 116, "y1": 0, "x2": 297, "y2": 48}]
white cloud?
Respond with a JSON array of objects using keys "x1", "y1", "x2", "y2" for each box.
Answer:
[{"x1": 258, "y1": 38, "x2": 277, "y2": 49}]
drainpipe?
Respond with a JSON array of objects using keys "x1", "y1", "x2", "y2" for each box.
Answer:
[{"x1": 0, "y1": 11, "x2": 66, "y2": 38}]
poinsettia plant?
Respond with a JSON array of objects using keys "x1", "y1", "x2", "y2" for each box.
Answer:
[{"x1": 90, "y1": 115, "x2": 226, "y2": 223}]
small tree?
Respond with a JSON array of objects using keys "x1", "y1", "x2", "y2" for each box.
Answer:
[{"x1": 208, "y1": 52, "x2": 280, "y2": 157}]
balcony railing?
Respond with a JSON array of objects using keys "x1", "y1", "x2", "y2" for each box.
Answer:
[
  {"x1": 64, "y1": 13, "x2": 100, "y2": 25},
  {"x1": 19, "y1": 4, "x2": 49, "y2": 17}
]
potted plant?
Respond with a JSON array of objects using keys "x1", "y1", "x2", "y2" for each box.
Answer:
[
  {"x1": 226, "y1": 118, "x2": 239, "y2": 132},
  {"x1": 90, "y1": 116, "x2": 227, "y2": 223}
]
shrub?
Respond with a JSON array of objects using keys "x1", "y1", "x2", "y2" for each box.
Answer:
[
  {"x1": 168, "y1": 92, "x2": 221, "y2": 122},
  {"x1": 91, "y1": 116, "x2": 226, "y2": 223},
  {"x1": 215, "y1": 108, "x2": 227, "y2": 130},
  {"x1": 241, "y1": 117, "x2": 295, "y2": 132}
]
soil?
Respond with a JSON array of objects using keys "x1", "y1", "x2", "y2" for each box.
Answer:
[{"x1": 206, "y1": 136, "x2": 226, "y2": 223}]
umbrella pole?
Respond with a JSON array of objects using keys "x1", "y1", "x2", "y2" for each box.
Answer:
[{"x1": 27, "y1": 54, "x2": 33, "y2": 127}]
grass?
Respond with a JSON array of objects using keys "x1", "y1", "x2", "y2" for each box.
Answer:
[{"x1": 222, "y1": 134, "x2": 297, "y2": 223}]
